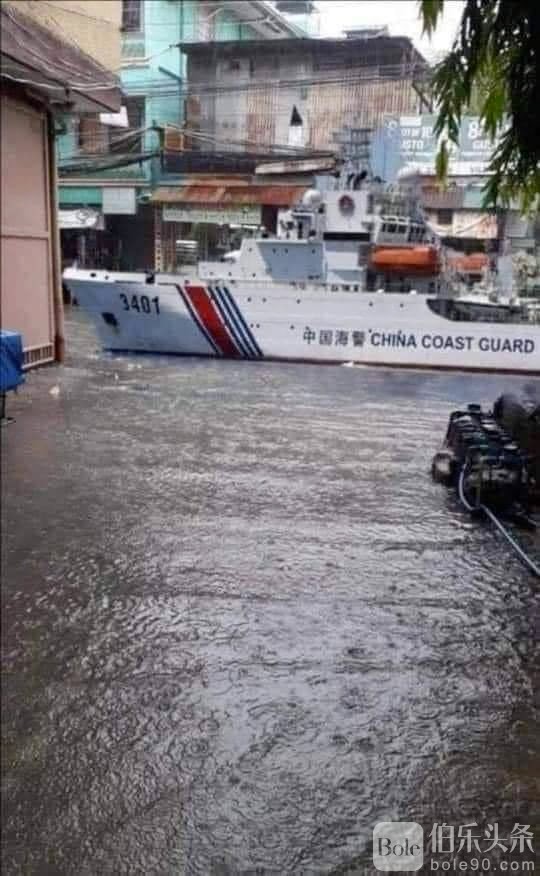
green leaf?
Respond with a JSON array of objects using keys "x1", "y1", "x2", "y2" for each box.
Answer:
[
  {"x1": 479, "y1": 53, "x2": 507, "y2": 137},
  {"x1": 435, "y1": 139, "x2": 449, "y2": 185},
  {"x1": 420, "y1": 0, "x2": 540, "y2": 208},
  {"x1": 419, "y1": 0, "x2": 445, "y2": 37}
]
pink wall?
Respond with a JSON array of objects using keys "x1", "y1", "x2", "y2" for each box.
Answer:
[{"x1": 1, "y1": 96, "x2": 55, "y2": 361}]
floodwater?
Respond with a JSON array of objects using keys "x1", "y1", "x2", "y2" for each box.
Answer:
[{"x1": 2, "y1": 309, "x2": 539, "y2": 875}]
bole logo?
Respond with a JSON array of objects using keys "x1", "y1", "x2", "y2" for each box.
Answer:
[{"x1": 373, "y1": 822, "x2": 424, "y2": 871}]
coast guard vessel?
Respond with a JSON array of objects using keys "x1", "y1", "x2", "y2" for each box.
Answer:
[{"x1": 63, "y1": 177, "x2": 540, "y2": 373}]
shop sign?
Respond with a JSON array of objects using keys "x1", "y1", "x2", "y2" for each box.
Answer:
[
  {"x1": 59, "y1": 208, "x2": 104, "y2": 229},
  {"x1": 102, "y1": 187, "x2": 137, "y2": 215},
  {"x1": 162, "y1": 205, "x2": 261, "y2": 225}
]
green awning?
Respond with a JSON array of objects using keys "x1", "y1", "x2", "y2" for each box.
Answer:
[{"x1": 59, "y1": 187, "x2": 102, "y2": 207}]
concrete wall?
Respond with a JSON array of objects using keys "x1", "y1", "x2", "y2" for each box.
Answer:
[
  {"x1": 1, "y1": 96, "x2": 55, "y2": 362},
  {"x1": 5, "y1": 0, "x2": 121, "y2": 71},
  {"x1": 2, "y1": 3, "x2": 122, "y2": 364}
]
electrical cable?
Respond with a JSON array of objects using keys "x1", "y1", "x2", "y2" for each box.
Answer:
[
  {"x1": 57, "y1": 119, "x2": 336, "y2": 164},
  {"x1": 3, "y1": 6, "x2": 119, "y2": 89},
  {"x1": 481, "y1": 505, "x2": 540, "y2": 577},
  {"x1": 2, "y1": 60, "x2": 425, "y2": 98},
  {"x1": 458, "y1": 459, "x2": 540, "y2": 578},
  {"x1": 58, "y1": 151, "x2": 159, "y2": 174},
  {"x1": 114, "y1": 63, "x2": 425, "y2": 98}
]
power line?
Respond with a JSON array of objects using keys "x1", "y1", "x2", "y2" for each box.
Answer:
[
  {"x1": 112, "y1": 63, "x2": 425, "y2": 103},
  {"x1": 59, "y1": 151, "x2": 159, "y2": 174},
  {"x1": 58, "y1": 120, "x2": 335, "y2": 163},
  {"x1": 57, "y1": 125, "x2": 153, "y2": 162},
  {"x1": 2, "y1": 6, "x2": 118, "y2": 89},
  {"x1": 176, "y1": 125, "x2": 334, "y2": 155},
  {"x1": 36, "y1": 0, "x2": 119, "y2": 25},
  {"x1": 3, "y1": 47, "x2": 424, "y2": 97}
]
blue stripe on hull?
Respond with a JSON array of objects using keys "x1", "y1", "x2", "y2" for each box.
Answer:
[
  {"x1": 220, "y1": 285, "x2": 263, "y2": 358},
  {"x1": 211, "y1": 285, "x2": 258, "y2": 359}
]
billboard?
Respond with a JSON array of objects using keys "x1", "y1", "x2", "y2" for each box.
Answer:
[{"x1": 371, "y1": 115, "x2": 498, "y2": 181}]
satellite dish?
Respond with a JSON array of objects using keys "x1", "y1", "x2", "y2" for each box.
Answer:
[{"x1": 301, "y1": 189, "x2": 323, "y2": 209}]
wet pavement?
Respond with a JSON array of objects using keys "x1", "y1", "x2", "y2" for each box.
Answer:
[{"x1": 2, "y1": 309, "x2": 539, "y2": 875}]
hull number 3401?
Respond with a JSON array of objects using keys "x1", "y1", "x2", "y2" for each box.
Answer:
[{"x1": 120, "y1": 293, "x2": 160, "y2": 314}]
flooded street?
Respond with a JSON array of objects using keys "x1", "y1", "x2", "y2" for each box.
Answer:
[{"x1": 2, "y1": 309, "x2": 539, "y2": 874}]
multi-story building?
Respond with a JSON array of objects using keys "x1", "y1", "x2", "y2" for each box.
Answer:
[
  {"x1": 1, "y1": 1, "x2": 121, "y2": 366},
  {"x1": 180, "y1": 30, "x2": 426, "y2": 154},
  {"x1": 145, "y1": 27, "x2": 426, "y2": 269},
  {"x1": 57, "y1": 0, "x2": 305, "y2": 272}
]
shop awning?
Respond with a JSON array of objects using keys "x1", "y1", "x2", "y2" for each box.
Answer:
[
  {"x1": 0, "y1": 5, "x2": 121, "y2": 112},
  {"x1": 151, "y1": 184, "x2": 308, "y2": 208}
]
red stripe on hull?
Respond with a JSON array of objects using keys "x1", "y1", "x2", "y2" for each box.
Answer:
[{"x1": 184, "y1": 285, "x2": 240, "y2": 357}]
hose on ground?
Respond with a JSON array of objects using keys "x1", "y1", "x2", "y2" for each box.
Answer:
[{"x1": 458, "y1": 463, "x2": 540, "y2": 579}]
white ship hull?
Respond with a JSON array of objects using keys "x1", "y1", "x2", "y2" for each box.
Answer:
[{"x1": 64, "y1": 270, "x2": 540, "y2": 374}]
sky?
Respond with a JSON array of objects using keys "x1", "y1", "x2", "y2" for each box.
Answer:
[{"x1": 315, "y1": 1, "x2": 465, "y2": 62}]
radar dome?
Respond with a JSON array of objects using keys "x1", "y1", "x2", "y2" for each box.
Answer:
[{"x1": 301, "y1": 188, "x2": 323, "y2": 209}]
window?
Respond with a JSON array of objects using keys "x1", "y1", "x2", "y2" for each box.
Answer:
[
  {"x1": 110, "y1": 97, "x2": 145, "y2": 153},
  {"x1": 122, "y1": 0, "x2": 142, "y2": 33},
  {"x1": 288, "y1": 105, "x2": 304, "y2": 147},
  {"x1": 437, "y1": 209, "x2": 453, "y2": 225}
]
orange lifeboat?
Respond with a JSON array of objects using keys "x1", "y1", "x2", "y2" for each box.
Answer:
[
  {"x1": 448, "y1": 253, "x2": 488, "y2": 273},
  {"x1": 369, "y1": 246, "x2": 440, "y2": 275}
]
